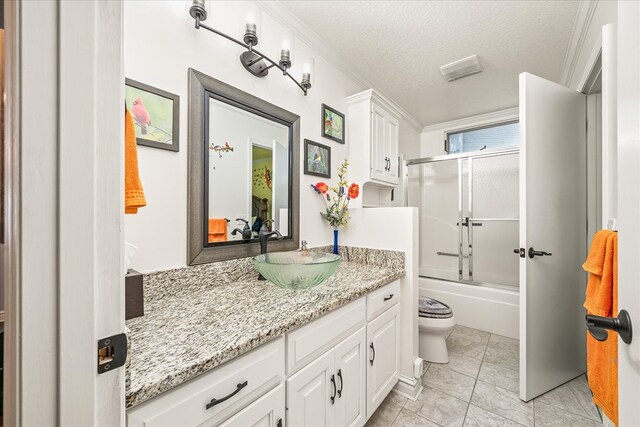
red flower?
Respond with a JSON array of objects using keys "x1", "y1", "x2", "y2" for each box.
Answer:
[
  {"x1": 348, "y1": 183, "x2": 359, "y2": 199},
  {"x1": 316, "y1": 182, "x2": 329, "y2": 194}
]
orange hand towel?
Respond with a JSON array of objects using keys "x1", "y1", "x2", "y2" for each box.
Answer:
[
  {"x1": 125, "y1": 108, "x2": 147, "y2": 214},
  {"x1": 583, "y1": 230, "x2": 617, "y2": 425},
  {"x1": 208, "y1": 218, "x2": 228, "y2": 243}
]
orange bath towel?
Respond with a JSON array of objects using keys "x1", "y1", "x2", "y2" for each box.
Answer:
[
  {"x1": 208, "y1": 218, "x2": 228, "y2": 243},
  {"x1": 583, "y1": 230, "x2": 618, "y2": 425},
  {"x1": 125, "y1": 108, "x2": 147, "y2": 214}
]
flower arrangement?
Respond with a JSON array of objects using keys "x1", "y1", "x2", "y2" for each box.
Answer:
[{"x1": 311, "y1": 159, "x2": 360, "y2": 229}]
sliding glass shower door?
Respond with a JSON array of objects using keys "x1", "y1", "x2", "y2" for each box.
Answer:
[{"x1": 407, "y1": 149, "x2": 519, "y2": 288}]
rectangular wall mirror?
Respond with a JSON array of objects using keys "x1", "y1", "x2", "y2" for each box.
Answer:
[{"x1": 188, "y1": 69, "x2": 300, "y2": 264}]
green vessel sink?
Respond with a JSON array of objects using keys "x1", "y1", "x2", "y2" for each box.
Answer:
[{"x1": 253, "y1": 251, "x2": 341, "y2": 289}]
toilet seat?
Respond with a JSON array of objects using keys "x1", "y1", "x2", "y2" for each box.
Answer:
[{"x1": 418, "y1": 297, "x2": 453, "y2": 319}]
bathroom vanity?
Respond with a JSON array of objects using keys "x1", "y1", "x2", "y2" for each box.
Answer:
[
  {"x1": 125, "y1": 65, "x2": 411, "y2": 427},
  {"x1": 126, "y1": 248, "x2": 404, "y2": 427}
]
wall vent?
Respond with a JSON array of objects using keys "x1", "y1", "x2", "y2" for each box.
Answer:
[{"x1": 440, "y1": 55, "x2": 483, "y2": 82}]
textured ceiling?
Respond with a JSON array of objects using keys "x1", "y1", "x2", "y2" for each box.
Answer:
[{"x1": 282, "y1": 1, "x2": 580, "y2": 126}]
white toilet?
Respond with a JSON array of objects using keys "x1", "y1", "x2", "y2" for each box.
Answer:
[{"x1": 418, "y1": 297, "x2": 456, "y2": 364}]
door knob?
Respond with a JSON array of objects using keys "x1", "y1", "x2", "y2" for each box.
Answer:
[
  {"x1": 586, "y1": 309, "x2": 633, "y2": 344},
  {"x1": 528, "y1": 247, "x2": 552, "y2": 258},
  {"x1": 513, "y1": 248, "x2": 525, "y2": 258}
]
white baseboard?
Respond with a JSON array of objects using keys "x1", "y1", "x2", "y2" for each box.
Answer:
[{"x1": 393, "y1": 374, "x2": 423, "y2": 401}]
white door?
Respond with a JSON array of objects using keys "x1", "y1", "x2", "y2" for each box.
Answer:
[
  {"x1": 616, "y1": 1, "x2": 640, "y2": 424},
  {"x1": 219, "y1": 384, "x2": 285, "y2": 427},
  {"x1": 287, "y1": 349, "x2": 335, "y2": 427},
  {"x1": 334, "y1": 328, "x2": 366, "y2": 427},
  {"x1": 371, "y1": 104, "x2": 387, "y2": 182},
  {"x1": 519, "y1": 72, "x2": 587, "y2": 401},
  {"x1": 5, "y1": 1, "x2": 125, "y2": 425},
  {"x1": 366, "y1": 307, "x2": 399, "y2": 418}
]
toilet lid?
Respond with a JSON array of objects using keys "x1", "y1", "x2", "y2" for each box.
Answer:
[{"x1": 418, "y1": 297, "x2": 453, "y2": 319}]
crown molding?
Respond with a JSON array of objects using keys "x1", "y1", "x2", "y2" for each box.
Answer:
[
  {"x1": 346, "y1": 89, "x2": 403, "y2": 119},
  {"x1": 259, "y1": 1, "x2": 423, "y2": 130},
  {"x1": 560, "y1": 0, "x2": 599, "y2": 87}
]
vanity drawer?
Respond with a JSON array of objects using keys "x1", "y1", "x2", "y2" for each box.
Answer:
[
  {"x1": 286, "y1": 297, "x2": 365, "y2": 374},
  {"x1": 127, "y1": 337, "x2": 284, "y2": 427},
  {"x1": 367, "y1": 280, "x2": 400, "y2": 321}
]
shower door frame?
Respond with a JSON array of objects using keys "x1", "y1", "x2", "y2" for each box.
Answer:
[{"x1": 407, "y1": 147, "x2": 519, "y2": 287}]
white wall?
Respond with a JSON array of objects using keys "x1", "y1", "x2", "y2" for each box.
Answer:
[
  {"x1": 124, "y1": 1, "x2": 375, "y2": 272},
  {"x1": 341, "y1": 207, "x2": 420, "y2": 396}
]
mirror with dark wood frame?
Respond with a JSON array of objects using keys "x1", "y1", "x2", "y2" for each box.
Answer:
[{"x1": 188, "y1": 69, "x2": 300, "y2": 265}]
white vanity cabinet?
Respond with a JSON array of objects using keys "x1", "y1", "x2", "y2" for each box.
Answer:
[
  {"x1": 126, "y1": 337, "x2": 285, "y2": 427},
  {"x1": 218, "y1": 384, "x2": 285, "y2": 427},
  {"x1": 126, "y1": 280, "x2": 401, "y2": 427},
  {"x1": 333, "y1": 328, "x2": 368, "y2": 427},
  {"x1": 286, "y1": 347, "x2": 336, "y2": 427},
  {"x1": 287, "y1": 327, "x2": 367, "y2": 427},
  {"x1": 347, "y1": 90, "x2": 401, "y2": 187},
  {"x1": 366, "y1": 305, "x2": 400, "y2": 418}
]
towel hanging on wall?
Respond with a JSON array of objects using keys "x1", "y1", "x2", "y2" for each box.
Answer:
[{"x1": 125, "y1": 108, "x2": 147, "y2": 214}]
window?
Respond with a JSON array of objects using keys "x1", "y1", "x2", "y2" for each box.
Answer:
[{"x1": 446, "y1": 121, "x2": 519, "y2": 154}]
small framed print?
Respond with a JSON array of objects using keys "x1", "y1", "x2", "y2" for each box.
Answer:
[
  {"x1": 125, "y1": 78, "x2": 180, "y2": 152},
  {"x1": 304, "y1": 139, "x2": 331, "y2": 178},
  {"x1": 321, "y1": 103, "x2": 345, "y2": 144}
]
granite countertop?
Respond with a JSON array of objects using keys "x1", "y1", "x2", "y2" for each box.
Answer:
[{"x1": 125, "y1": 247, "x2": 405, "y2": 409}]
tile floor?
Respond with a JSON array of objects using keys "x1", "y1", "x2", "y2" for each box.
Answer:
[{"x1": 365, "y1": 325, "x2": 601, "y2": 427}]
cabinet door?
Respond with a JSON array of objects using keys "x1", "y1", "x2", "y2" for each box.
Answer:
[
  {"x1": 370, "y1": 104, "x2": 387, "y2": 182},
  {"x1": 334, "y1": 328, "x2": 366, "y2": 427},
  {"x1": 218, "y1": 384, "x2": 285, "y2": 427},
  {"x1": 385, "y1": 115, "x2": 399, "y2": 184},
  {"x1": 366, "y1": 306, "x2": 399, "y2": 418},
  {"x1": 287, "y1": 349, "x2": 335, "y2": 427}
]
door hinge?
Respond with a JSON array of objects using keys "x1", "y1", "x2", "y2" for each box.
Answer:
[{"x1": 97, "y1": 333, "x2": 128, "y2": 374}]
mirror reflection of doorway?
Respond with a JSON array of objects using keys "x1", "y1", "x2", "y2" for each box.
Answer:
[{"x1": 250, "y1": 143, "x2": 274, "y2": 233}]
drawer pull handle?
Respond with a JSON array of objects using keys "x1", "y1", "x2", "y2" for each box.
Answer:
[
  {"x1": 337, "y1": 369, "x2": 343, "y2": 398},
  {"x1": 205, "y1": 380, "x2": 248, "y2": 410},
  {"x1": 384, "y1": 294, "x2": 394, "y2": 301},
  {"x1": 370, "y1": 343, "x2": 376, "y2": 366},
  {"x1": 330, "y1": 374, "x2": 337, "y2": 404}
]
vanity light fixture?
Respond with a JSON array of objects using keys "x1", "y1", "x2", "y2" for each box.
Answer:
[{"x1": 189, "y1": 0, "x2": 312, "y2": 95}]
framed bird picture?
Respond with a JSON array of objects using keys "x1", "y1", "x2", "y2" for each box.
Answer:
[
  {"x1": 125, "y1": 78, "x2": 180, "y2": 152},
  {"x1": 304, "y1": 139, "x2": 331, "y2": 178},
  {"x1": 321, "y1": 103, "x2": 345, "y2": 144}
]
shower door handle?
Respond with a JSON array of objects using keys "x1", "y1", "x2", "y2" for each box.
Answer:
[{"x1": 528, "y1": 247, "x2": 552, "y2": 258}]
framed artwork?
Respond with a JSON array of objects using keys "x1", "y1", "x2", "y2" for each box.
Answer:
[
  {"x1": 321, "y1": 103, "x2": 345, "y2": 144},
  {"x1": 304, "y1": 139, "x2": 331, "y2": 178},
  {"x1": 125, "y1": 78, "x2": 180, "y2": 152}
]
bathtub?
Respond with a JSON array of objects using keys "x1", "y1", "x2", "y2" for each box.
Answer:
[{"x1": 419, "y1": 275, "x2": 519, "y2": 339}]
